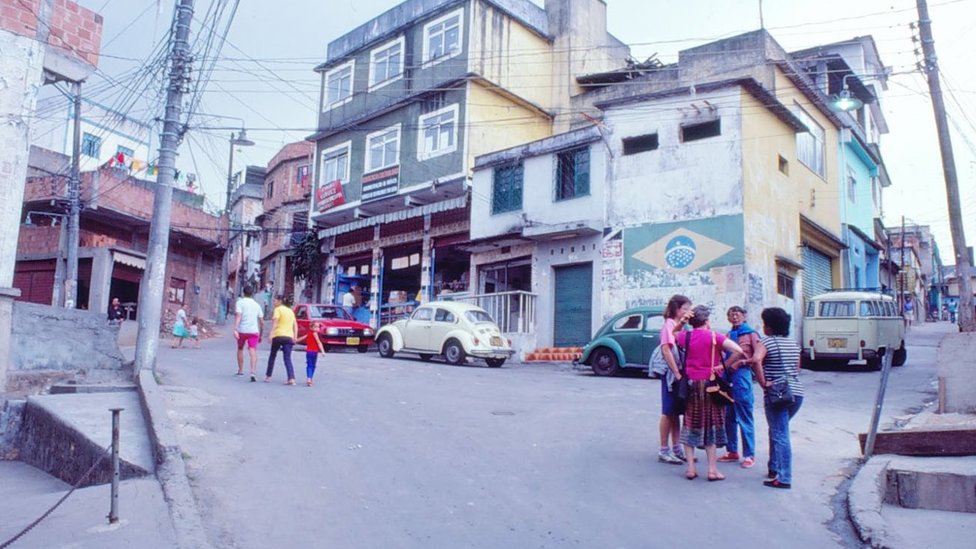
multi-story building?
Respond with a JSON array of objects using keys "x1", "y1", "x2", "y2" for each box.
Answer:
[
  {"x1": 308, "y1": 0, "x2": 629, "y2": 327},
  {"x1": 257, "y1": 142, "x2": 314, "y2": 301},
  {"x1": 888, "y1": 224, "x2": 944, "y2": 319},
  {"x1": 227, "y1": 166, "x2": 267, "y2": 295}
]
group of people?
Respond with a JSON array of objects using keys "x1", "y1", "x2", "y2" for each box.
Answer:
[
  {"x1": 233, "y1": 286, "x2": 323, "y2": 387},
  {"x1": 656, "y1": 295, "x2": 804, "y2": 489}
]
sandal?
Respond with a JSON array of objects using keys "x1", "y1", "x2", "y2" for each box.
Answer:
[
  {"x1": 707, "y1": 473, "x2": 726, "y2": 482},
  {"x1": 685, "y1": 471, "x2": 698, "y2": 480}
]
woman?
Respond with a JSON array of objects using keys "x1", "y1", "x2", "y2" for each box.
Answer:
[
  {"x1": 657, "y1": 295, "x2": 693, "y2": 465},
  {"x1": 751, "y1": 307, "x2": 804, "y2": 489},
  {"x1": 676, "y1": 305, "x2": 744, "y2": 481},
  {"x1": 171, "y1": 305, "x2": 188, "y2": 348}
]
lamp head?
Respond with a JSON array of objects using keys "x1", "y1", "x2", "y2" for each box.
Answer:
[
  {"x1": 831, "y1": 74, "x2": 864, "y2": 112},
  {"x1": 232, "y1": 129, "x2": 255, "y2": 147}
]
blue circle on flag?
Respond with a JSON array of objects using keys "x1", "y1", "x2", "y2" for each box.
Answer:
[{"x1": 664, "y1": 236, "x2": 696, "y2": 269}]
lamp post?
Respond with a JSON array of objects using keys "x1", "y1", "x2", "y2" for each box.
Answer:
[
  {"x1": 830, "y1": 74, "x2": 865, "y2": 112},
  {"x1": 219, "y1": 129, "x2": 254, "y2": 322}
]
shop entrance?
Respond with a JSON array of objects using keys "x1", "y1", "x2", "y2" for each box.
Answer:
[
  {"x1": 431, "y1": 245, "x2": 471, "y2": 299},
  {"x1": 380, "y1": 246, "x2": 421, "y2": 324}
]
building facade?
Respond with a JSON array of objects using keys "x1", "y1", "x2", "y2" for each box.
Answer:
[{"x1": 227, "y1": 166, "x2": 267, "y2": 295}]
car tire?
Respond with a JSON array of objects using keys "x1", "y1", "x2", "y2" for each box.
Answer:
[
  {"x1": 377, "y1": 334, "x2": 394, "y2": 358},
  {"x1": 892, "y1": 345, "x2": 907, "y2": 367},
  {"x1": 419, "y1": 354, "x2": 434, "y2": 362},
  {"x1": 357, "y1": 345, "x2": 369, "y2": 353},
  {"x1": 444, "y1": 340, "x2": 466, "y2": 365},
  {"x1": 485, "y1": 358, "x2": 505, "y2": 368},
  {"x1": 590, "y1": 347, "x2": 619, "y2": 377}
]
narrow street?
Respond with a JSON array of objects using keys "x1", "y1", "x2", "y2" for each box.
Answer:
[{"x1": 156, "y1": 323, "x2": 946, "y2": 548}]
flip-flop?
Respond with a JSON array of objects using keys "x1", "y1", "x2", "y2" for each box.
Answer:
[
  {"x1": 707, "y1": 474, "x2": 726, "y2": 482},
  {"x1": 685, "y1": 472, "x2": 698, "y2": 480}
]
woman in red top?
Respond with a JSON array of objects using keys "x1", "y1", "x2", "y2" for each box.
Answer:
[{"x1": 675, "y1": 305, "x2": 745, "y2": 481}]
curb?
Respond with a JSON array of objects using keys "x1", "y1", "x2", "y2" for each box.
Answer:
[
  {"x1": 137, "y1": 369, "x2": 212, "y2": 549},
  {"x1": 848, "y1": 456, "x2": 904, "y2": 549}
]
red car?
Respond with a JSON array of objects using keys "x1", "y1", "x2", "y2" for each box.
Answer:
[{"x1": 293, "y1": 304, "x2": 375, "y2": 353}]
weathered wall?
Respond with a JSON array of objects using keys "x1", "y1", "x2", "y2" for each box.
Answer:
[
  {"x1": 466, "y1": 81, "x2": 553, "y2": 175},
  {"x1": 938, "y1": 333, "x2": 976, "y2": 413},
  {"x1": 9, "y1": 301, "x2": 124, "y2": 375}
]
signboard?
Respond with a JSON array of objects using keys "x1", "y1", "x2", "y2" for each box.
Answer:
[
  {"x1": 316, "y1": 179, "x2": 346, "y2": 212},
  {"x1": 361, "y1": 166, "x2": 399, "y2": 202}
]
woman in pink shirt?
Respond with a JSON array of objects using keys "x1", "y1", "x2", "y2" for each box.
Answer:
[{"x1": 675, "y1": 305, "x2": 744, "y2": 481}]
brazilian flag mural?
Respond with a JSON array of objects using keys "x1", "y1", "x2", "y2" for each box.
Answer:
[{"x1": 624, "y1": 214, "x2": 744, "y2": 276}]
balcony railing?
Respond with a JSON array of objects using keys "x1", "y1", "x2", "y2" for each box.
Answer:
[{"x1": 451, "y1": 290, "x2": 536, "y2": 334}]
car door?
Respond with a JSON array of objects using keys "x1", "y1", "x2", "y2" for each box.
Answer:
[
  {"x1": 294, "y1": 305, "x2": 308, "y2": 340},
  {"x1": 403, "y1": 306, "x2": 434, "y2": 350},
  {"x1": 430, "y1": 307, "x2": 458, "y2": 353},
  {"x1": 642, "y1": 314, "x2": 665, "y2": 364},
  {"x1": 610, "y1": 313, "x2": 644, "y2": 365}
]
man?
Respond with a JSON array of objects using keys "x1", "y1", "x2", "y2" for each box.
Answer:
[
  {"x1": 342, "y1": 284, "x2": 359, "y2": 310},
  {"x1": 949, "y1": 300, "x2": 958, "y2": 324},
  {"x1": 718, "y1": 306, "x2": 759, "y2": 468},
  {"x1": 107, "y1": 297, "x2": 125, "y2": 326},
  {"x1": 234, "y1": 285, "x2": 265, "y2": 382}
]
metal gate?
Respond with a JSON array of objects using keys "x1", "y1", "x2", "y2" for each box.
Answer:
[
  {"x1": 802, "y1": 246, "x2": 833, "y2": 302},
  {"x1": 553, "y1": 263, "x2": 593, "y2": 347}
]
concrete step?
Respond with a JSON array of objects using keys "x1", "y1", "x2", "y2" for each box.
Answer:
[{"x1": 524, "y1": 347, "x2": 583, "y2": 362}]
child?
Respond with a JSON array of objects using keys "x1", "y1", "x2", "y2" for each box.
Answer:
[
  {"x1": 304, "y1": 321, "x2": 324, "y2": 386},
  {"x1": 189, "y1": 318, "x2": 201, "y2": 348}
]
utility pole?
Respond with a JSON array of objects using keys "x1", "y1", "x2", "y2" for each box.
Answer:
[
  {"x1": 916, "y1": 0, "x2": 974, "y2": 331},
  {"x1": 64, "y1": 81, "x2": 82, "y2": 308},
  {"x1": 900, "y1": 216, "x2": 906, "y2": 320},
  {"x1": 134, "y1": 0, "x2": 194, "y2": 375}
]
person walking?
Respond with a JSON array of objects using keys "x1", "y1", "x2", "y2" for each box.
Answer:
[
  {"x1": 675, "y1": 305, "x2": 744, "y2": 481},
  {"x1": 171, "y1": 305, "x2": 189, "y2": 348},
  {"x1": 234, "y1": 285, "x2": 265, "y2": 382},
  {"x1": 303, "y1": 321, "x2": 324, "y2": 386},
  {"x1": 265, "y1": 294, "x2": 298, "y2": 385},
  {"x1": 657, "y1": 294, "x2": 692, "y2": 465},
  {"x1": 718, "y1": 306, "x2": 761, "y2": 469},
  {"x1": 751, "y1": 307, "x2": 804, "y2": 489}
]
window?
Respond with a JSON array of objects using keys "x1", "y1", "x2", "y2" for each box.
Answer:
[
  {"x1": 793, "y1": 104, "x2": 826, "y2": 177},
  {"x1": 418, "y1": 104, "x2": 458, "y2": 159},
  {"x1": 369, "y1": 37, "x2": 404, "y2": 89},
  {"x1": 645, "y1": 315, "x2": 665, "y2": 332},
  {"x1": 168, "y1": 277, "x2": 186, "y2": 304},
  {"x1": 81, "y1": 133, "x2": 101, "y2": 157},
  {"x1": 296, "y1": 164, "x2": 310, "y2": 187},
  {"x1": 491, "y1": 163, "x2": 523, "y2": 214},
  {"x1": 267, "y1": 179, "x2": 274, "y2": 198},
  {"x1": 365, "y1": 125, "x2": 401, "y2": 172},
  {"x1": 116, "y1": 145, "x2": 134, "y2": 159},
  {"x1": 411, "y1": 307, "x2": 433, "y2": 321},
  {"x1": 321, "y1": 142, "x2": 350, "y2": 185},
  {"x1": 777, "y1": 272, "x2": 795, "y2": 299},
  {"x1": 555, "y1": 147, "x2": 590, "y2": 201},
  {"x1": 324, "y1": 60, "x2": 354, "y2": 109},
  {"x1": 423, "y1": 9, "x2": 462, "y2": 65},
  {"x1": 622, "y1": 134, "x2": 658, "y2": 155},
  {"x1": 612, "y1": 314, "x2": 643, "y2": 331},
  {"x1": 680, "y1": 119, "x2": 721, "y2": 142},
  {"x1": 421, "y1": 92, "x2": 447, "y2": 114},
  {"x1": 434, "y1": 308, "x2": 456, "y2": 323},
  {"x1": 847, "y1": 167, "x2": 857, "y2": 202},
  {"x1": 465, "y1": 310, "x2": 493, "y2": 323},
  {"x1": 778, "y1": 155, "x2": 789, "y2": 175},
  {"x1": 819, "y1": 300, "x2": 855, "y2": 317}
]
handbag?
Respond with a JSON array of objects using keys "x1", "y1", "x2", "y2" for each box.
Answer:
[
  {"x1": 669, "y1": 332, "x2": 691, "y2": 411},
  {"x1": 763, "y1": 338, "x2": 795, "y2": 408},
  {"x1": 705, "y1": 331, "x2": 735, "y2": 406}
]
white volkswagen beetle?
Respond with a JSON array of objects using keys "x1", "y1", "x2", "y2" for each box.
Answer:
[{"x1": 375, "y1": 301, "x2": 514, "y2": 367}]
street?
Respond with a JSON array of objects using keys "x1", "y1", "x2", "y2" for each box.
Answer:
[{"x1": 155, "y1": 324, "x2": 946, "y2": 548}]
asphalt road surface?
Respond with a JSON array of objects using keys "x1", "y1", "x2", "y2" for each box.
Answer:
[{"x1": 156, "y1": 323, "x2": 946, "y2": 548}]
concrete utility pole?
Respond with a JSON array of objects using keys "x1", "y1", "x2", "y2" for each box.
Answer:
[
  {"x1": 134, "y1": 0, "x2": 194, "y2": 375},
  {"x1": 64, "y1": 81, "x2": 82, "y2": 308},
  {"x1": 916, "y1": 0, "x2": 974, "y2": 331}
]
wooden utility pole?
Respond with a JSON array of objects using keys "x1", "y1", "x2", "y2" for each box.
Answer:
[
  {"x1": 916, "y1": 0, "x2": 974, "y2": 331},
  {"x1": 134, "y1": 0, "x2": 194, "y2": 375}
]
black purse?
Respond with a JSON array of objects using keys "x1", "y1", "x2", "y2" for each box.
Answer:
[
  {"x1": 764, "y1": 338, "x2": 795, "y2": 408},
  {"x1": 671, "y1": 332, "x2": 691, "y2": 408}
]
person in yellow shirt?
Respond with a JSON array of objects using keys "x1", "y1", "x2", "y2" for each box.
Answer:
[{"x1": 265, "y1": 294, "x2": 298, "y2": 385}]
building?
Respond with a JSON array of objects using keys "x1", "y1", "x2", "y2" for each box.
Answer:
[
  {"x1": 257, "y1": 141, "x2": 315, "y2": 301},
  {"x1": 308, "y1": 0, "x2": 629, "y2": 328},
  {"x1": 227, "y1": 165, "x2": 267, "y2": 296},
  {"x1": 888, "y1": 224, "x2": 944, "y2": 320},
  {"x1": 16, "y1": 164, "x2": 225, "y2": 321}
]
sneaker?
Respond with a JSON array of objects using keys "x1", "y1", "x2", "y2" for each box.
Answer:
[
  {"x1": 741, "y1": 457, "x2": 756, "y2": 469},
  {"x1": 672, "y1": 448, "x2": 688, "y2": 462},
  {"x1": 718, "y1": 452, "x2": 740, "y2": 463},
  {"x1": 250, "y1": 375, "x2": 256, "y2": 382},
  {"x1": 658, "y1": 450, "x2": 683, "y2": 465},
  {"x1": 763, "y1": 478, "x2": 791, "y2": 489}
]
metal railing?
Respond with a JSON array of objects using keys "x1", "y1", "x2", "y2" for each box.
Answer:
[{"x1": 451, "y1": 290, "x2": 537, "y2": 334}]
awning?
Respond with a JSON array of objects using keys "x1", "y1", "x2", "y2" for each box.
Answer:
[{"x1": 113, "y1": 251, "x2": 146, "y2": 270}]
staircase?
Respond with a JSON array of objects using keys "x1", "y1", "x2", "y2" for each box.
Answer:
[{"x1": 523, "y1": 347, "x2": 583, "y2": 362}]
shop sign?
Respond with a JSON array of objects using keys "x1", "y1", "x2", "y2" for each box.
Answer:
[
  {"x1": 316, "y1": 179, "x2": 346, "y2": 212},
  {"x1": 361, "y1": 166, "x2": 399, "y2": 202}
]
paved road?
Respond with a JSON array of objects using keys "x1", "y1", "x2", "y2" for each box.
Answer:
[{"x1": 156, "y1": 322, "x2": 949, "y2": 548}]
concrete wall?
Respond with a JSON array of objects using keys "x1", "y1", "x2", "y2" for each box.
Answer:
[{"x1": 938, "y1": 333, "x2": 976, "y2": 413}]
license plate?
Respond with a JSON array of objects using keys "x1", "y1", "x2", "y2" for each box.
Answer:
[
  {"x1": 827, "y1": 338, "x2": 847, "y2": 348},
  {"x1": 346, "y1": 337, "x2": 360, "y2": 346},
  {"x1": 490, "y1": 336, "x2": 503, "y2": 346}
]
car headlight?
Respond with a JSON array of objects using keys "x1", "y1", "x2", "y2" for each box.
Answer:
[
  {"x1": 325, "y1": 327, "x2": 339, "y2": 336},
  {"x1": 363, "y1": 328, "x2": 374, "y2": 336}
]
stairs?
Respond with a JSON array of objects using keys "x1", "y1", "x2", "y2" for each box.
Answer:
[{"x1": 524, "y1": 347, "x2": 583, "y2": 362}]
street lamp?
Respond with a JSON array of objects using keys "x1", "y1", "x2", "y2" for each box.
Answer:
[
  {"x1": 220, "y1": 129, "x2": 254, "y2": 322},
  {"x1": 830, "y1": 74, "x2": 865, "y2": 112},
  {"x1": 225, "y1": 129, "x2": 255, "y2": 212}
]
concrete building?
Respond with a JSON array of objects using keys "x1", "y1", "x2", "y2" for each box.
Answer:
[
  {"x1": 1, "y1": 0, "x2": 103, "y2": 390},
  {"x1": 308, "y1": 0, "x2": 629, "y2": 328},
  {"x1": 256, "y1": 141, "x2": 315, "y2": 301},
  {"x1": 889, "y1": 224, "x2": 944, "y2": 320},
  {"x1": 227, "y1": 165, "x2": 267, "y2": 295},
  {"x1": 16, "y1": 165, "x2": 226, "y2": 321}
]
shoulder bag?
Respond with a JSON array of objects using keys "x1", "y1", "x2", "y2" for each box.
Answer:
[{"x1": 764, "y1": 337, "x2": 795, "y2": 408}]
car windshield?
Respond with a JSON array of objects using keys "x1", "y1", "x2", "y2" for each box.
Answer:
[
  {"x1": 464, "y1": 310, "x2": 494, "y2": 323},
  {"x1": 309, "y1": 306, "x2": 352, "y2": 320}
]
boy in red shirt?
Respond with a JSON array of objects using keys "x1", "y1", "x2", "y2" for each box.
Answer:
[{"x1": 303, "y1": 321, "x2": 324, "y2": 386}]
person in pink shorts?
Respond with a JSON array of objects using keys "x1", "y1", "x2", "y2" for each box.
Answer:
[{"x1": 234, "y1": 285, "x2": 265, "y2": 382}]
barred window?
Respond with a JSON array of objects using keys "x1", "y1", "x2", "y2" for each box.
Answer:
[
  {"x1": 492, "y1": 163, "x2": 523, "y2": 214},
  {"x1": 555, "y1": 147, "x2": 590, "y2": 201}
]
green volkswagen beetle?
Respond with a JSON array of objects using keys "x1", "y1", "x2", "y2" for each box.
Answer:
[{"x1": 576, "y1": 306, "x2": 666, "y2": 376}]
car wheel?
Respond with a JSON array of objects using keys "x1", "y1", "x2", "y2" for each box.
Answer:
[
  {"x1": 865, "y1": 355, "x2": 882, "y2": 371},
  {"x1": 485, "y1": 358, "x2": 505, "y2": 368},
  {"x1": 892, "y1": 345, "x2": 907, "y2": 367},
  {"x1": 590, "y1": 348, "x2": 619, "y2": 377},
  {"x1": 419, "y1": 354, "x2": 434, "y2": 362},
  {"x1": 357, "y1": 345, "x2": 369, "y2": 353},
  {"x1": 377, "y1": 335, "x2": 394, "y2": 358},
  {"x1": 444, "y1": 340, "x2": 466, "y2": 365}
]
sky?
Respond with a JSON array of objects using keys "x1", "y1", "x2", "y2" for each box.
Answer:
[{"x1": 63, "y1": 0, "x2": 976, "y2": 261}]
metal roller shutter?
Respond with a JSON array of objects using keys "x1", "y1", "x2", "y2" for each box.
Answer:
[
  {"x1": 802, "y1": 246, "x2": 833, "y2": 300},
  {"x1": 553, "y1": 263, "x2": 593, "y2": 347}
]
